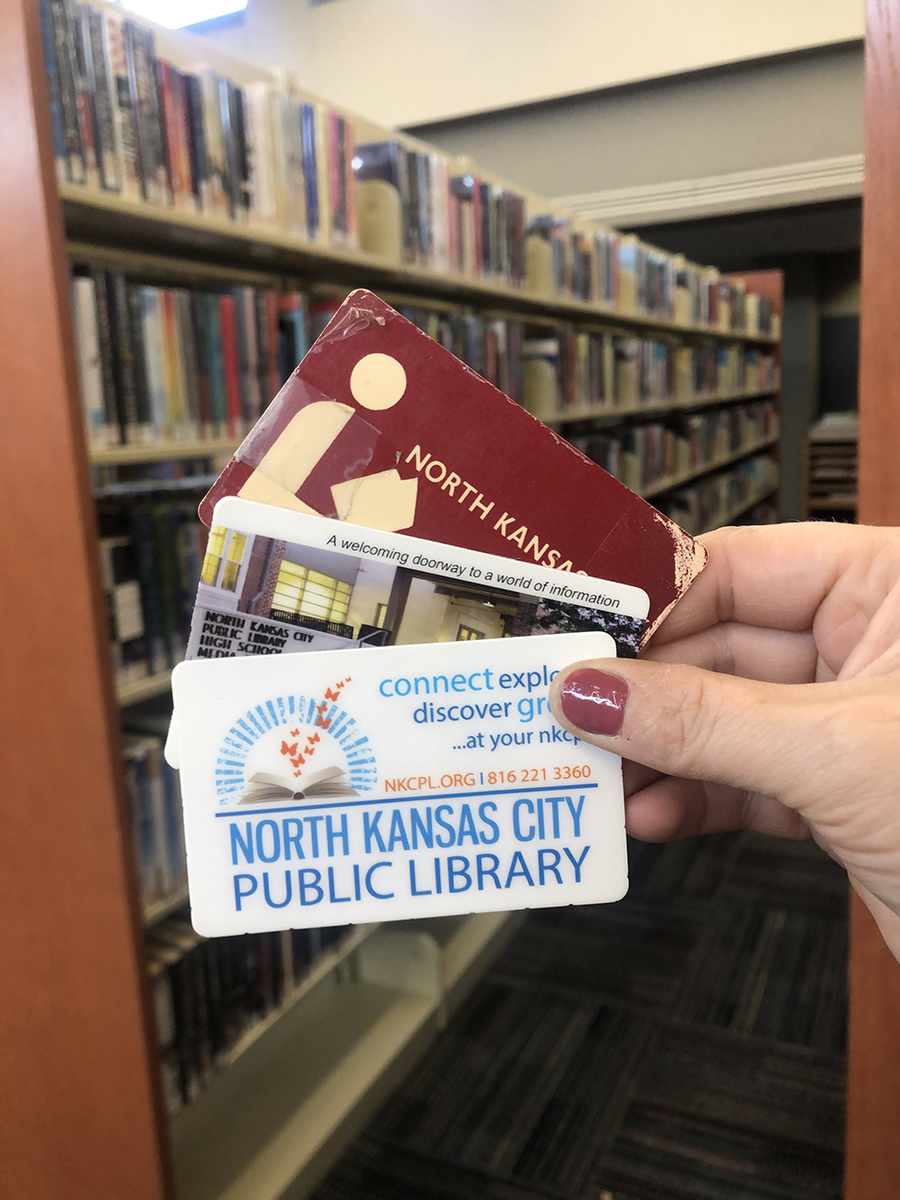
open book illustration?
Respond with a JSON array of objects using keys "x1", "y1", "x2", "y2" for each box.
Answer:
[{"x1": 240, "y1": 765, "x2": 359, "y2": 804}]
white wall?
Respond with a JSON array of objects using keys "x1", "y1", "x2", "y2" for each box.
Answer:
[
  {"x1": 410, "y1": 47, "x2": 864, "y2": 202},
  {"x1": 200, "y1": 0, "x2": 863, "y2": 127}
]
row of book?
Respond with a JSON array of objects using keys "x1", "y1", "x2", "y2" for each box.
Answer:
[
  {"x1": 71, "y1": 266, "x2": 308, "y2": 447},
  {"x1": 522, "y1": 331, "x2": 779, "y2": 418},
  {"x1": 99, "y1": 499, "x2": 206, "y2": 686},
  {"x1": 392, "y1": 304, "x2": 523, "y2": 407},
  {"x1": 43, "y1": 4, "x2": 780, "y2": 329},
  {"x1": 570, "y1": 400, "x2": 778, "y2": 495},
  {"x1": 356, "y1": 142, "x2": 527, "y2": 288},
  {"x1": 528, "y1": 219, "x2": 778, "y2": 333},
  {"x1": 72, "y1": 270, "x2": 530, "y2": 448},
  {"x1": 42, "y1": 0, "x2": 356, "y2": 246},
  {"x1": 148, "y1": 915, "x2": 353, "y2": 1111},
  {"x1": 657, "y1": 455, "x2": 779, "y2": 536}
]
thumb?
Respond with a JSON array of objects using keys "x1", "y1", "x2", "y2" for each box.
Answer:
[{"x1": 548, "y1": 657, "x2": 867, "y2": 815}]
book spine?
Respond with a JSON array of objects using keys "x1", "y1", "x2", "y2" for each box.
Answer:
[
  {"x1": 277, "y1": 292, "x2": 308, "y2": 382},
  {"x1": 72, "y1": 1, "x2": 100, "y2": 189},
  {"x1": 175, "y1": 290, "x2": 201, "y2": 438},
  {"x1": 404, "y1": 150, "x2": 419, "y2": 265},
  {"x1": 107, "y1": 270, "x2": 142, "y2": 443},
  {"x1": 125, "y1": 280, "x2": 153, "y2": 438},
  {"x1": 172, "y1": 68, "x2": 196, "y2": 212},
  {"x1": 141, "y1": 24, "x2": 169, "y2": 204},
  {"x1": 103, "y1": 11, "x2": 141, "y2": 200},
  {"x1": 39, "y1": 0, "x2": 69, "y2": 185},
  {"x1": 327, "y1": 110, "x2": 341, "y2": 243},
  {"x1": 123, "y1": 17, "x2": 151, "y2": 201},
  {"x1": 143, "y1": 736, "x2": 172, "y2": 896},
  {"x1": 301, "y1": 103, "x2": 319, "y2": 242},
  {"x1": 219, "y1": 76, "x2": 239, "y2": 221},
  {"x1": 84, "y1": 4, "x2": 119, "y2": 191},
  {"x1": 139, "y1": 287, "x2": 167, "y2": 439},
  {"x1": 264, "y1": 290, "x2": 280, "y2": 405},
  {"x1": 89, "y1": 266, "x2": 121, "y2": 441},
  {"x1": 123, "y1": 740, "x2": 157, "y2": 903},
  {"x1": 168, "y1": 289, "x2": 191, "y2": 437},
  {"x1": 229, "y1": 287, "x2": 251, "y2": 424},
  {"x1": 157, "y1": 60, "x2": 181, "y2": 208},
  {"x1": 71, "y1": 272, "x2": 112, "y2": 446},
  {"x1": 204, "y1": 293, "x2": 227, "y2": 435},
  {"x1": 218, "y1": 293, "x2": 244, "y2": 439},
  {"x1": 233, "y1": 85, "x2": 252, "y2": 220},
  {"x1": 314, "y1": 104, "x2": 331, "y2": 245},
  {"x1": 200, "y1": 69, "x2": 229, "y2": 219},
  {"x1": 239, "y1": 287, "x2": 262, "y2": 423},
  {"x1": 183, "y1": 74, "x2": 207, "y2": 211},
  {"x1": 188, "y1": 291, "x2": 212, "y2": 436},
  {"x1": 48, "y1": 0, "x2": 85, "y2": 184},
  {"x1": 344, "y1": 116, "x2": 357, "y2": 248},
  {"x1": 159, "y1": 289, "x2": 185, "y2": 437}
]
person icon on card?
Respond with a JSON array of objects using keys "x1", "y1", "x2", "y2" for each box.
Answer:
[{"x1": 205, "y1": 352, "x2": 419, "y2": 533}]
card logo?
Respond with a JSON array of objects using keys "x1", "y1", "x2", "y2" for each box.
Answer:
[{"x1": 214, "y1": 681, "x2": 377, "y2": 806}]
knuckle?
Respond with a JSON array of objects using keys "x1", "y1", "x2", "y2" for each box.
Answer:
[{"x1": 648, "y1": 667, "x2": 718, "y2": 777}]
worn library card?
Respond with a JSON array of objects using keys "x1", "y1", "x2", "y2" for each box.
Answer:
[
  {"x1": 171, "y1": 632, "x2": 626, "y2": 936},
  {"x1": 200, "y1": 290, "x2": 707, "y2": 638}
]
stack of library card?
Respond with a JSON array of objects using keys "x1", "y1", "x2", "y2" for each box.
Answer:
[{"x1": 169, "y1": 293, "x2": 707, "y2": 938}]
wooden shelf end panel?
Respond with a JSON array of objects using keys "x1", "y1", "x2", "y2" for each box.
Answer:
[
  {"x1": 846, "y1": 893, "x2": 900, "y2": 1200},
  {"x1": 0, "y1": 3, "x2": 170, "y2": 1198},
  {"x1": 847, "y1": 2, "x2": 900, "y2": 1195}
]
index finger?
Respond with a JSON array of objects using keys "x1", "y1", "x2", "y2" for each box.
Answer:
[{"x1": 650, "y1": 522, "x2": 900, "y2": 646}]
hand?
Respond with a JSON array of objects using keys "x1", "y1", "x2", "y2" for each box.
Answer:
[{"x1": 548, "y1": 522, "x2": 900, "y2": 961}]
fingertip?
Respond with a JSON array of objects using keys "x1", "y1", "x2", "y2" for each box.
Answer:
[{"x1": 553, "y1": 661, "x2": 630, "y2": 739}]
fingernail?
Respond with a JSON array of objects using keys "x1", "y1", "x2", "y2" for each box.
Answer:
[{"x1": 559, "y1": 668, "x2": 629, "y2": 736}]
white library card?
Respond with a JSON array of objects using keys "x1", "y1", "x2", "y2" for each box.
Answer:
[{"x1": 171, "y1": 632, "x2": 627, "y2": 936}]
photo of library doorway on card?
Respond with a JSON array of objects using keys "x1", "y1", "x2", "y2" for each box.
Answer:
[{"x1": 186, "y1": 524, "x2": 646, "y2": 661}]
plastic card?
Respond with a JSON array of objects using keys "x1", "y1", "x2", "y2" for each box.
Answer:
[
  {"x1": 171, "y1": 632, "x2": 627, "y2": 936},
  {"x1": 201, "y1": 290, "x2": 707, "y2": 639},
  {"x1": 164, "y1": 496, "x2": 649, "y2": 767}
]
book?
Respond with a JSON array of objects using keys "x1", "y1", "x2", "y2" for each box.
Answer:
[
  {"x1": 80, "y1": 3, "x2": 119, "y2": 191},
  {"x1": 71, "y1": 273, "x2": 113, "y2": 445},
  {"x1": 70, "y1": 261, "x2": 309, "y2": 448},
  {"x1": 47, "y1": 0, "x2": 85, "y2": 185},
  {"x1": 240, "y1": 765, "x2": 358, "y2": 805},
  {"x1": 44, "y1": 4, "x2": 778, "y2": 328},
  {"x1": 98, "y1": 534, "x2": 148, "y2": 685},
  {"x1": 102, "y1": 9, "x2": 142, "y2": 200}
]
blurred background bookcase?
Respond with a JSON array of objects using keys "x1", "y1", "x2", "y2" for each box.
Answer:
[{"x1": 5, "y1": 2, "x2": 783, "y2": 1198}]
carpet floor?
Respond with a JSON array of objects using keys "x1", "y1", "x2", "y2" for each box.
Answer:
[{"x1": 310, "y1": 831, "x2": 847, "y2": 1199}]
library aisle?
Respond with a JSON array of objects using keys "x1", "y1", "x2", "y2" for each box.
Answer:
[{"x1": 311, "y1": 831, "x2": 847, "y2": 1200}]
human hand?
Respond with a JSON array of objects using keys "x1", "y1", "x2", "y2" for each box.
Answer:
[{"x1": 548, "y1": 523, "x2": 900, "y2": 960}]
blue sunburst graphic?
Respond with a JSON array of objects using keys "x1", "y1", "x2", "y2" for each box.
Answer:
[{"x1": 214, "y1": 692, "x2": 377, "y2": 804}]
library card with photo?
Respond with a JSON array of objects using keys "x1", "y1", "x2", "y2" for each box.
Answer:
[
  {"x1": 164, "y1": 496, "x2": 649, "y2": 764},
  {"x1": 170, "y1": 632, "x2": 627, "y2": 937},
  {"x1": 200, "y1": 290, "x2": 708, "y2": 640}
]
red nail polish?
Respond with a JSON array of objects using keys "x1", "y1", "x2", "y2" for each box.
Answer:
[{"x1": 559, "y1": 668, "x2": 628, "y2": 736}]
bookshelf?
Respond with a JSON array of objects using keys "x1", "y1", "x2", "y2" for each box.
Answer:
[
  {"x1": 9, "y1": 4, "x2": 782, "y2": 1200},
  {"x1": 802, "y1": 413, "x2": 858, "y2": 519},
  {"x1": 847, "y1": 1, "x2": 900, "y2": 1195},
  {"x1": 61, "y1": 184, "x2": 779, "y2": 342},
  {"x1": 91, "y1": 439, "x2": 241, "y2": 465}
]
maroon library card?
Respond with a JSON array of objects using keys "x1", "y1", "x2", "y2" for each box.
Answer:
[{"x1": 201, "y1": 290, "x2": 707, "y2": 637}]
